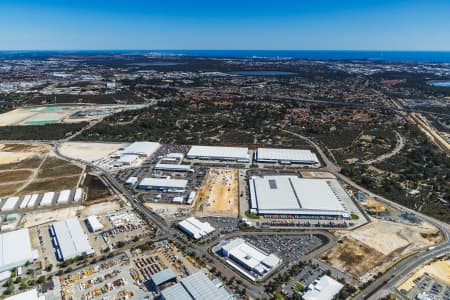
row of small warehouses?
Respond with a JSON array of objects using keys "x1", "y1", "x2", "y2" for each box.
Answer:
[{"x1": 0, "y1": 188, "x2": 84, "y2": 212}]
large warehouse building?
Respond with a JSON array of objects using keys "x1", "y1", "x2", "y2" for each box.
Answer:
[
  {"x1": 161, "y1": 271, "x2": 233, "y2": 300},
  {"x1": 187, "y1": 145, "x2": 250, "y2": 162},
  {"x1": 0, "y1": 229, "x2": 39, "y2": 272},
  {"x1": 112, "y1": 141, "x2": 161, "y2": 158},
  {"x1": 249, "y1": 175, "x2": 349, "y2": 219},
  {"x1": 50, "y1": 218, "x2": 94, "y2": 261},
  {"x1": 178, "y1": 217, "x2": 215, "y2": 240},
  {"x1": 255, "y1": 148, "x2": 319, "y2": 164},
  {"x1": 219, "y1": 238, "x2": 281, "y2": 280},
  {"x1": 138, "y1": 178, "x2": 188, "y2": 192}
]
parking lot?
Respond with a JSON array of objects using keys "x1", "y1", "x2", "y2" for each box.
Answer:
[
  {"x1": 244, "y1": 234, "x2": 326, "y2": 262},
  {"x1": 405, "y1": 274, "x2": 450, "y2": 300}
]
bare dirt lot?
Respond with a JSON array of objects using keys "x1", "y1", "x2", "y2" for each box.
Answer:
[
  {"x1": 0, "y1": 169, "x2": 33, "y2": 182},
  {"x1": 322, "y1": 219, "x2": 440, "y2": 282},
  {"x1": 194, "y1": 168, "x2": 239, "y2": 217},
  {"x1": 398, "y1": 260, "x2": 450, "y2": 292},
  {"x1": 59, "y1": 141, "x2": 127, "y2": 162},
  {"x1": 0, "y1": 143, "x2": 49, "y2": 165}
]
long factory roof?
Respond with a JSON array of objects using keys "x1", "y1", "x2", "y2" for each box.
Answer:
[
  {"x1": 256, "y1": 148, "x2": 319, "y2": 164},
  {"x1": 249, "y1": 176, "x2": 347, "y2": 215},
  {"x1": 187, "y1": 145, "x2": 249, "y2": 161}
]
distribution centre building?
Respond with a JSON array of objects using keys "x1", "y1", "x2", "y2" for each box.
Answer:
[
  {"x1": 249, "y1": 175, "x2": 349, "y2": 219},
  {"x1": 220, "y1": 238, "x2": 281, "y2": 278},
  {"x1": 255, "y1": 148, "x2": 319, "y2": 164},
  {"x1": 161, "y1": 271, "x2": 233, "y2": 300},
  {"x1": 113, "y1": 141, "x2": 161, "y2": 157},
  {"x1": 0, "y1": 229, "x2": 39, "y2": 272},
  {"x1": 187, "y1": 145, "x2": 250, "y2": 162},
  {"x1": 50, "y1": 218, "x2": 94, "y2": 261},
  {"x1": 178, "y1": 217, "x2": 215, "y2": 239},
  {"x1": 154, "y1": 163, "x2": 192, "y2": 172},
  {"x1": 138, "y1": 178, "x2": 188, "y2": 192}
]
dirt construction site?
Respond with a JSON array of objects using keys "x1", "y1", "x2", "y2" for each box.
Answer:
[
  {"x1": 194, "y1": 168, "x2": 239, "y2": 218},
  {"x1": 321, "y1": 219, "x2": 441, "y2": 282}
]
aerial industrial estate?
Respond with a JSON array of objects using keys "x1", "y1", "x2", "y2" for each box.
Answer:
[{"x1": 0, "y1": 50, "x2": 449, "y2": 300}]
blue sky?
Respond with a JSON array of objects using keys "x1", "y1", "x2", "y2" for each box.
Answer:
[{"x1": 0, "y1": 0, "x2": 449, "y2": 50}]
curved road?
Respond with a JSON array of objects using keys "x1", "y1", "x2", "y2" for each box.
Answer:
[{"x1": 282, "y1": 129, "x2": 450, "y2": 300}]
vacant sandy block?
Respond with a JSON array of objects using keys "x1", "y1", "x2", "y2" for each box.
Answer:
[
  {"x1": 0, "y1": 109, "x2": 36, "y2": 126},
  {"x1": 194, "y1": 168, "x2": 238, "y2": 217},
  {"x1": 349, "y1": 220, "x2": 438, "y2": 256},
  {"x1": 321, "y1": 236, "x2": 386, "y2": 279},
  {"x1": 59, "y1": 142, "x2": 127, "y2": 162},
  {"x1": 78, "y1": 201, "x2": 123, "y2": 217},
  {"x1": 398, "y1": 260, "x2": 450, "y2": 292},
  {"x1": 0, "y1": 143, "x2": 50, "y2": 165},
  {"x1": 21, "y1": 206, "x2": 83, "y2": 227}
]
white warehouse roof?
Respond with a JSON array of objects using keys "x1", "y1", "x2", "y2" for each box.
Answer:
[
  {"x1": 118, "y1": 141, "x2": 160, "y2": 157},
  {"x1": 187, "y1": 145, "x2": 249, "y2": 162},
  {"x1": 40, "y1": 192, "x2": 54, "y2": 206},
  {"x1": 86, "y1": 216, "x2": 104, "y2": 232},
  {"x1": 139, "y1": 178, "x2": 188, "y2": 191},
  {"x1": 178, "y1": 217, "x2": 215, "y2": 240},
  {"x1": 221, "y1": 238, "x2": 280, "y2": 275},
  {"x1": 249, "y1": 176, "x2": 347, "y2": 216},
  {"x1": 51, "y1": 218, "x2": 93, "y2": 261},
  {"x1": 1, "y1": 197, "x2": 20, "y2": 211},
  {"x1": 303, "y1": 275, "x2": 344, "y2": 300},
  {"x1": 256, "y1": 148, "x2": 319, "y2": 164},
  {"x1": 57, "y1": 190, "x2": 71, "y2": 204},
  {"x1": 154, "y1": 164, "x2": 192, "y2": 172},
  {"x1": 0, "y1": 229, "x2": 38, "y2": 272},
  {"x1": 5, "y1": 289, "x2": 45, "y2": 300}
]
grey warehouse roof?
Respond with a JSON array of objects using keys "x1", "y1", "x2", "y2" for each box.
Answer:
[
  {"x1": 187, "y1": 145, "x2": 249, "y2": 161},
  {"x1": 161, "y1": 272, "x2": 232, "y2": 300},
  {"x1": 250, "y1": 176, "x2": 347, "y2": 216},
  {"x1": 256, "y1": 148, "x2": 319, "y2": 164},
  {"x1": 151, "y1": 268, "x2": 177, "y2": 286}
]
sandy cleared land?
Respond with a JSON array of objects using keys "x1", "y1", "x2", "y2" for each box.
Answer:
[
  {"x1": 194, "y1": 168, "x2": 238, "y2": 217},
  {"x1": 0, "y1": 143, "x2": 49, "y2": 165},
  {"x1": 301, "y1": 171, "x2": 336, "y2": 179},
  {"x1": 322, "y1": 219, "x2": 440, "y2": 281},
  {"x1": 349, "y1": 220, "x2": 439, "y2": 256},
  {"x1": 59, "y1": 142, "x2": 127, "y2": 162},
  {"x1": 77, "y1": 201, "x2": 123, "y2": 217},
  {"x1": 21, "y1": 206, "x2": 83, "y2": 227},
  {"x1": 0, "y1": 109, "x2": 35, "y2": 126},
  {"x1": 0, "y1": 183, "x2": 23, "y2": 197},
  {"x1": 398, "y1": 260, "x2": 450, "y2": 292}
]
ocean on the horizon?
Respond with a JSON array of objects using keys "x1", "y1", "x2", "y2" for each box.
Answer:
[
  {"x1": 151, "y1": 50, "x2": 450, "y2": 63},
  {"x1": 2, "y1": 50, "x2": 450, "y2": 63}
]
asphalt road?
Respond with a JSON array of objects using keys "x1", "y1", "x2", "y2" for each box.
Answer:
[{"x1": 282, "y1": 129, "x2": 450, "y2": 299}]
